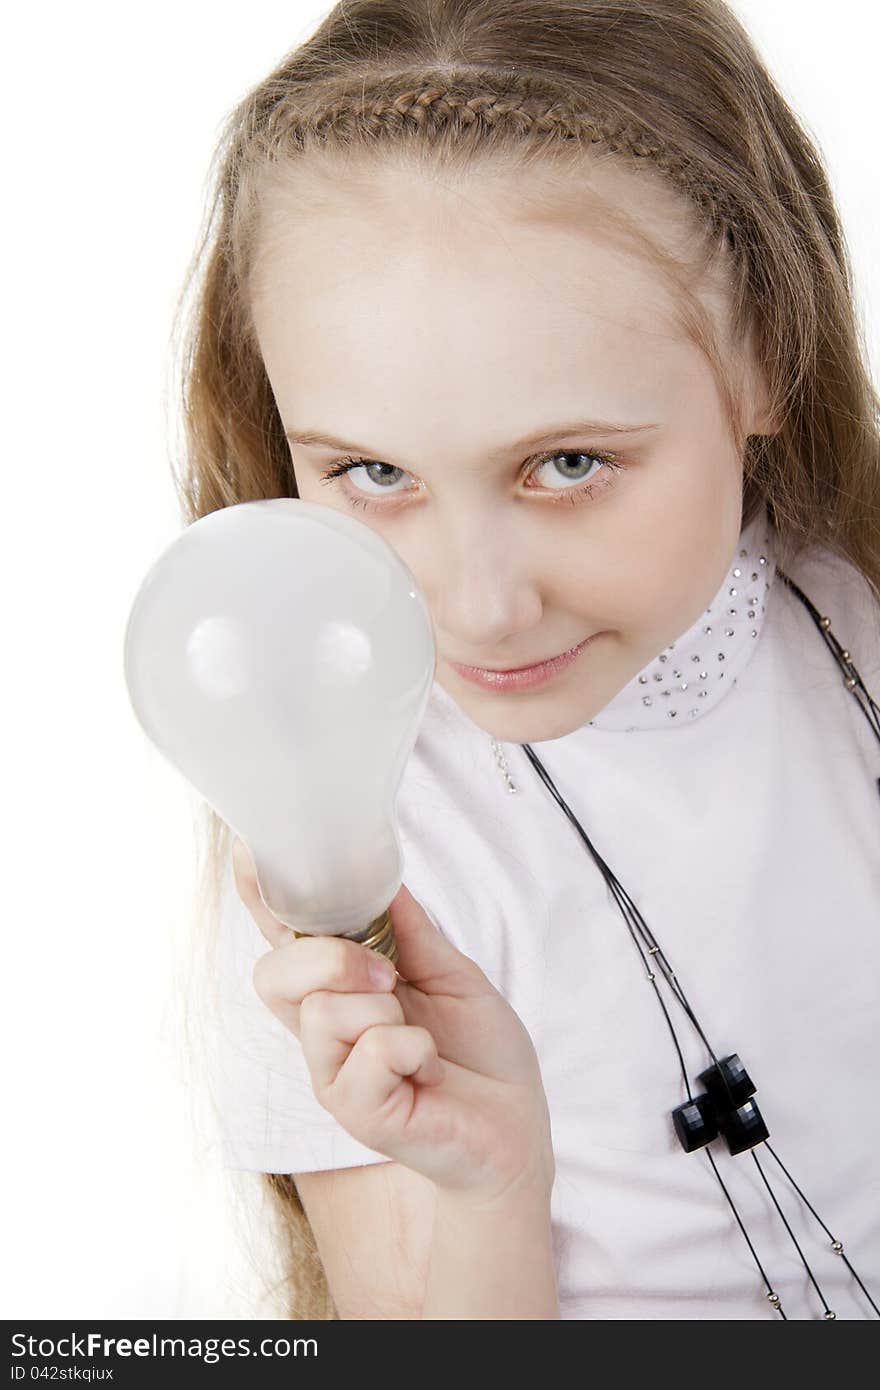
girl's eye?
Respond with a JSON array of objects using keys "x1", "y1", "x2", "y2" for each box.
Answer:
[
  {"x1": 317, "y1": 448, "x2": 625, "y2": 512},
  {"x1": 526, "y1": 449, "x2": 624, "y2": 501}
]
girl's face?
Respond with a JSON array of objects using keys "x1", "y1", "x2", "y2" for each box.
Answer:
[{"x1": 249, "y1": 157, "x2": 772, "y2": 744}]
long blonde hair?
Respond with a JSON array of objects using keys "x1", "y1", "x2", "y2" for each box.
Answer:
[{"x1": 167, "y1": 0, "x2": 880, "y2": 1318}]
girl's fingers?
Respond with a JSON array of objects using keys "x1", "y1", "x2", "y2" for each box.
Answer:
[
  {"x1": 231, "y1": 835, "x2": 297, "y2": 950},
  {"x1": 299, "y1": 989, "x2": 406, "y2": 1091},
  {"x1": 326, "y1": 1023, "x2": 445, "y2": 1127},
  {"x1": 252, "y1": 933, "x2": 398, "y2": 1036},
  {"x1": 253, "y1": 932, "x2": 395, "y2": 1018}
]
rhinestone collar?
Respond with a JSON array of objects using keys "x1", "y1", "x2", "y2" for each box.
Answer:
[{"x1": 586, "y1": 506, "x2": 777, "y2": 732}]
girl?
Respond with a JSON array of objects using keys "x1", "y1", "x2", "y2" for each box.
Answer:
[{"x1": 173, "y1": 0, "x2": 880, "y2": 1319}]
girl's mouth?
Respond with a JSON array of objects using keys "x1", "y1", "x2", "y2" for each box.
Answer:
[{"x1": 445, "y1": 633, "x2": 607, "y2": 691}]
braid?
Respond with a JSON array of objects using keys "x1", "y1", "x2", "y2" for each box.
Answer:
[{"x1": 248, "y1": 70, "x2": 740, "y2": 243}]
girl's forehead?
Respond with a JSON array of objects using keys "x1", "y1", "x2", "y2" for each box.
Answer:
[
  {"x1": 246, "y1": 157, "x2": 738, "y2": 441},
  {"x1": 251, "y1": 249, "x2": 704, "y2": 468},
  {"x1": 248, "y1": 153, "x2": 730, "y2": 356},
  {"x1": 257, "y1": 199, "x2": 675, "y2": 333}
]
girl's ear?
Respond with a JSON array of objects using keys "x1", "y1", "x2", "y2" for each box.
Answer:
[
  {"x1": 749, "y1": 364, "x2": 781, "y2": 436},
  {"x1": 750, "y1": 396, "x2": 782, "y2": 436},
  {"x1": 741, "y1": 324, "x2": 781, "y2": 437}
]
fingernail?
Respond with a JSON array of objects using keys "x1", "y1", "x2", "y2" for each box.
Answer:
[{"x1": 368, "y1": 955, "x2": 396, "y2": 987}]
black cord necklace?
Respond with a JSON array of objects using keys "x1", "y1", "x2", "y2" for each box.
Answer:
[{"x1": 514, "y1": 569, "x2": 880, "y2": 1320}]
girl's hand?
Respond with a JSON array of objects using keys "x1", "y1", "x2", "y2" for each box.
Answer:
[{"x1": 231, "y1": 836, "x2": 555, "y2": 1207}]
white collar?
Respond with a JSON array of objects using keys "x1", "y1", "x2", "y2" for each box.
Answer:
[{"x1": 587, "y1": 504, "x2": 777, "y2": 732}]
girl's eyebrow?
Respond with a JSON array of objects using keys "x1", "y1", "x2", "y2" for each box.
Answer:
[{"x1": 284, "y1": 418, "x2": 662, "y2": 457}]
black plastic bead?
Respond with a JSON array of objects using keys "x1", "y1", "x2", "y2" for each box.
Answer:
[
  {"x1": 672, "y1": 1093, "x2": 718, "y2": 1152},
  {"x1": 717, "y1": 1097, "x2": 769, "y2": 1155},
  {"x1": 697, "y1": 1053, "x2": 756, "y2": 1111}
]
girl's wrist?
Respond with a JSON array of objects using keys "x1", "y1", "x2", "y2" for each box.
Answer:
[
  {"x1": 424, "y1": 1161, "x2": 559, "y2": 1319},
  {"x1": 433, "y1": 1148, "x2": 556, "y2": 1213}
]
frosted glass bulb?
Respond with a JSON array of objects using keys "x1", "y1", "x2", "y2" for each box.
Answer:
[{"x1": 123, "y1": 499, "x2": 435, "y2": 956}]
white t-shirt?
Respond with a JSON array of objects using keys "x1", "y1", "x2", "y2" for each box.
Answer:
[{"x1": 209, "y1": 508, "x2": 880, "y2": 1320}]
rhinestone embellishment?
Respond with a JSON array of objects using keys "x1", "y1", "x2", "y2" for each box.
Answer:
[{"x1": 585, "y1": 509, "x2": 776, "y2": 734}]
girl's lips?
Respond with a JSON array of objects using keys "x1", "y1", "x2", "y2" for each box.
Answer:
[{"x1": 446, "y1": 632, "x2": 606, "y2": 691}]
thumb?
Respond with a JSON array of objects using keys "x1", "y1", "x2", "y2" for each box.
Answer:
[{"x1": 386, "y1": 881, "x2": 491, "y2": 995}]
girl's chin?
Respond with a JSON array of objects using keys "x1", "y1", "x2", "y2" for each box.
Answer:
[{"x1": 437, "y1": 680, "x2": 603, "y2": 745}]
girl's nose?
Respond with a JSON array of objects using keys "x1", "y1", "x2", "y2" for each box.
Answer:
[{"x1": 418, "y1": 519, "x2": 544, "y2": 653}]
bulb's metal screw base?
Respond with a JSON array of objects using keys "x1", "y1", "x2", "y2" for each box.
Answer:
[
  {"x1": 291, "y1": 908, "x2": 399, "y2": 968},
  {"x1": 354, "y1": 908, "x2": 399, "y2": 966}
]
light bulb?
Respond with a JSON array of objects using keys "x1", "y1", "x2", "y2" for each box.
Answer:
[{"x1": 123, "y1": 499, "x2": 435, "y2": 963}]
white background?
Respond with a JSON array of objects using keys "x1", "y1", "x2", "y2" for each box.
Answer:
[{"x1": 2, "y1": 1, "x2": 877, "y2": 1319}]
